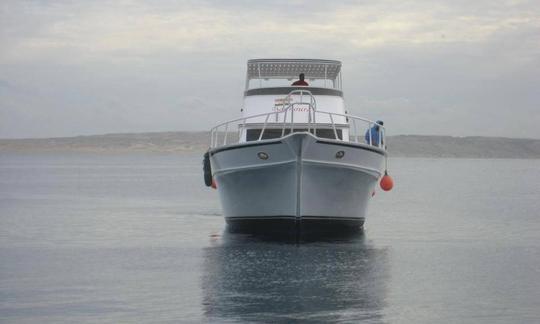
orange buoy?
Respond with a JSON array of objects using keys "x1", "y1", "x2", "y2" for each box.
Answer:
[
  {"x1": 211, "y1": 178, "x2": 217, "y2": 189},
  {"x1": 380, "y1": 171, "x2": 394, "y2": 191}
]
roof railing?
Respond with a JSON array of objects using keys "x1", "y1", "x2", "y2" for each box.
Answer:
[{"x1": 245, "y1": 59, "x2": 343, "y2": 90}]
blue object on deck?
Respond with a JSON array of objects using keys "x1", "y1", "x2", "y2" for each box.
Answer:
[{"x1": 364, "y1": 120, "x2": 384, "y2": 146}]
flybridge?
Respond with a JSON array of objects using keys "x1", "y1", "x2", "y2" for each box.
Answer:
[
  {"x1": 245, "y1": 59, "x2": 343, "y2": 90},
  {"x1": 242, "y1": 59, "x2": 347, "y2": 126}
]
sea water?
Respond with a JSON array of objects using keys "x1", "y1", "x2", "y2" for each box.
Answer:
[{"x1": 0, "y1": 153, "x2": 539, "y2": 323}]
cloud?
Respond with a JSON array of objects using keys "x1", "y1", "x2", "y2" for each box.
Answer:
[
  {"x1": 0, "y1": 0, "x2": 539, "y2": 138},
  {"x1": 4, "y1": 0, "x2": 539, "y2": 62}
]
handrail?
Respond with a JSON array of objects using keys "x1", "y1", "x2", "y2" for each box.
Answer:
[{"x1": 210, "y1": 90, "x2": 386, "y2": 150}]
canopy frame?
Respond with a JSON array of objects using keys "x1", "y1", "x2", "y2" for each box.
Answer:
[{"x1": 246, "y1": 59, "x2": 342, "y2": 89}]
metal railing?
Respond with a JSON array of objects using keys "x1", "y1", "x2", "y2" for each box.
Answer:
[{"x1": 210, "y1": 90, "x2": 386, "y2": 149}]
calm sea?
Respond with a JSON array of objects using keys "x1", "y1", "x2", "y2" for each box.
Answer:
[{"x1": 0, "y1": 153, "x2": 539, "y2": 323}]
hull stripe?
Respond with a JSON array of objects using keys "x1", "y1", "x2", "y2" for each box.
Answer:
[{"x1": 225, "y1": 216, "x2": 365, "y2": 221}]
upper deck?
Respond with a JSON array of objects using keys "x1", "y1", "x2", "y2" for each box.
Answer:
[
  {"x1": 209, "y1": 59, "x2": 386, "y2": 149},
  {"x1": 245, "y1": 59, "x2": 343, "y2": 97}
]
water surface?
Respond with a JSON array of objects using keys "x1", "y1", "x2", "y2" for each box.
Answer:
[{"x1": 1, "y1": 153, "x2": 539, "y2": 323}]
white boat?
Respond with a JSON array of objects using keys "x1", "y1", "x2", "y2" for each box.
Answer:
[{"x1": 204, "y1": 59, "x2": 388, "y2": 235}]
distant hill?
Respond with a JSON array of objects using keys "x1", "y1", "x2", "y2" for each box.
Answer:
[
  {"x1": 1, "y1": 132, "x2": 539, "y2": 158},
  {"x1": 0, "y1": 132, "x2": 209, "y2": 153},
  {"x1": 387, "y1": 135, "x2": 540, "y2": 159}
]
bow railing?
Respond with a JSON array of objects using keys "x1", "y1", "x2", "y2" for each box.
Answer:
[{"x1": 209, "y1": 90, "x2": 385, "y2": 149}]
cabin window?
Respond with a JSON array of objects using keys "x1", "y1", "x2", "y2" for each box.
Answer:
[{"x1": 246, "y1": 129, "x2": 343, "y2": 141}]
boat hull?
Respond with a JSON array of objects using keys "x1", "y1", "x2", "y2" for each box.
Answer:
[{"x1": 209, "y1": 133, "x2": 385, "y2": 233}]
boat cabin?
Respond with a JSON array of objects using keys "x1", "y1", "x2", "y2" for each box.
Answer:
[{"x1": 240, "y1": 59, "x2": 348, "y2": 142}]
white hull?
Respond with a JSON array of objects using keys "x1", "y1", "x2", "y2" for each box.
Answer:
[{"x1": 209, "y1": 133, "x2": 385, "y2": 231}]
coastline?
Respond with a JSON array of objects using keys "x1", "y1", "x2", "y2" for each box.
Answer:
[{"x1": 1, "y1": 132, "x2": 539, "y2": 159}]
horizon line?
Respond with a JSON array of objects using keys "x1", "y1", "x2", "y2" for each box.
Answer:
[{"x1": 1, "y1": 131, "x2": 539, "y2": 141}]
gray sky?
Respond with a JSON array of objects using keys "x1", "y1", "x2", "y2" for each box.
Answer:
[{"x1": 1, "y1": 0, "x2": 539, "y2": 138}]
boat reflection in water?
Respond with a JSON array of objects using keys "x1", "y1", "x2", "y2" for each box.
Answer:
[{"x1": 201, "y1": 230, "x2": 389, "y2": 323}]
